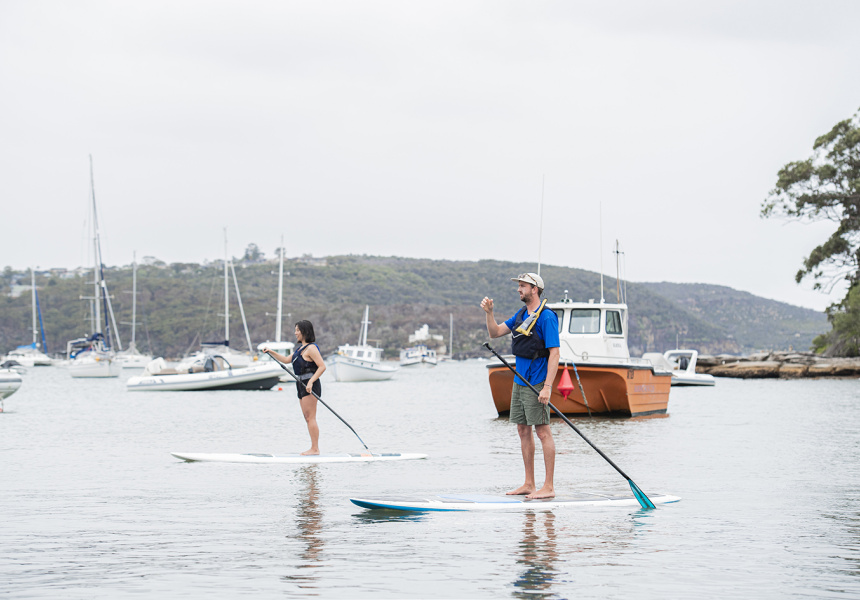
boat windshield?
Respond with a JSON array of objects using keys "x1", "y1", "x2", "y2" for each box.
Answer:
[
  {"x1": 606, "y1": 310, "x2": 623, "y2": 335},
  {"x1": 551, "y1": 309, "x2": 564, "y2": 334},
  {"x1": 569, "y1": 309, "x2": 600, "y2": 334}
]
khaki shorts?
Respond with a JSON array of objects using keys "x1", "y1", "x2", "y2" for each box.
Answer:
[{"x1": 510, "y1": 381, "x2": 550, "y2": 425}]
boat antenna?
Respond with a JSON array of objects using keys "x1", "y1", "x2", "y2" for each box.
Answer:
[
  {"x1": 537, "y1": 174, "x2": 545, "y2": 276},
  {"x1": 599, "y1": 202, "x2": 605, "y2": 303}
]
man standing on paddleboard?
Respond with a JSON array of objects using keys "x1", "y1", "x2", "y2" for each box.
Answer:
[{"x1": 481, "y1": 273, "x2": 560, "y2": 499}]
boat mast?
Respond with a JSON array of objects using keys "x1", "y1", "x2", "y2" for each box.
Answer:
[
  {"x1": 30, "y1": 268, "x2": 37, "y2": 345},
  {"x1": 449, "y1": 312, "x2": 453, "y2": 359},
  {"x1": 599, "y1": 201, "x2": 605, "y2": 303},
  {"x1": 359, "y1": 305, "x2": 370, "y2": 346},
  {"x1": 229, "y1": 259, "x2": 253, "y2": 353},
  {"x1": 130, "y1": 252, "x2": 138, "y2": 350},
  {"x1": 276, "y1": 236, "x2": 284, "y2": 342},
  {"x1": 223, "y1": 228, "x2": 229, "y2": 347},
  {"x1": 537, "y1": 175, "x2": 545, "y2": 277},
  {"x1": 90, "y1": 156, "x2": 102, "y2": 338}
]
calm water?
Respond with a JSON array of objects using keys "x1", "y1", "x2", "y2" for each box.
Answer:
[{"x1": 2, "y1": 362, "x2": 859, "y2": 598}]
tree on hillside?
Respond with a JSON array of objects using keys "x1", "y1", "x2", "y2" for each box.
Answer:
[
  {"x1": 762, "y1": 106, "x2": 860, "y2": 355},
  {"x1": 242, "y1": 243, "x2": 265, "y2": 263}
]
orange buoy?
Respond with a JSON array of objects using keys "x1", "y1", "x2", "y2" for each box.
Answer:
[{"x1": 557, "y1": 367, "x2": 574, "y2": 400}]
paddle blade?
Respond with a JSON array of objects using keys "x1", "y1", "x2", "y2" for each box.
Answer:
[{"x1": 628, "y1": 480, "x2": 656, "y2": 510}]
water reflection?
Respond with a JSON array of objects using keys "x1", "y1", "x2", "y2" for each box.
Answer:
[
  {"x1": 512, "y1": 511, "x2": 559, "y2": 599},
  {"x1": 281, "y1": 465, "x2": 324, "y2": 591}
]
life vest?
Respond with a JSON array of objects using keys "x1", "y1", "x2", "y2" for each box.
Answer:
[
  {"x1": 292, "y1": 344, "x2": 318, "y2": 381},
  {"x1": 510, "y1": 299, "x2": 550, "y2": 360}
]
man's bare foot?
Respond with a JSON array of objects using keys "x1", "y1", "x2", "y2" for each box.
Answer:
[
  {"x1": 526, "y1": 487, "x2": 555, "y2": 499},
  {"x1": 300, "y1": 448, "x2": 320, "y2": 456},
  {"x1": 506, "y1": 484, "x2": 536, "y2": 496}
]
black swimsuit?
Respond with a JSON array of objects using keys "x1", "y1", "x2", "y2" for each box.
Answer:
[{"x1": 292, "y1": 343, "x2": 322, "y2": 399}]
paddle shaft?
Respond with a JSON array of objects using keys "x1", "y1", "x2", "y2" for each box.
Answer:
[
  {"x1": 266, "y1": 353, "x2": 372, "y2": 453},
  {"x1": 483, "y1": 343, "x2": 639, "y2": 485}
]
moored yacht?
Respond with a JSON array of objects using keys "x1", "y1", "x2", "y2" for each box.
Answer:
[
  {"x1": 399, "y1": 324, "x2": 440, "y2": 367},
  {"x1": 3, "y1": 268, "x2": 53, "y2": 367},
  {"x1": 67, "y1": 156, "x2": 121, "y2": 379},
  {"x1": 486, "y1": 292, "x2": 672, "y2": 417},
  {"x1": 328, "y1": 306, "x2": 398, "y2": 382},
  {"x1": 400, "y1": 345, "x2": 438, "y2": 368}
]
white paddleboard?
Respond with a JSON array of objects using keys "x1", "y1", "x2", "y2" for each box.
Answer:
[
  {"x1": 350, "y1": 492, "x2": 681, "y2": 511},
  {"x1": 171, "y1": 451, "x2": 428, "y2": 464}
]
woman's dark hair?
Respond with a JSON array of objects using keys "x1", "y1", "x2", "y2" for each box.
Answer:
[{"x1": 295, "y1": 320, "x2": 315, "y2": 343}]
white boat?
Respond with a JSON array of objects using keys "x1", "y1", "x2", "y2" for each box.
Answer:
[
  {"x1": 643, "y1": 349, "x2": 716, "y2": 386},
  {"x1": 127, "y1": 356, "x2": 283, "y2": 391},
  {"x1": 3, "y1": 269, "x2": 53, "y2": 367},
  {"x1": 67, "y1": 156, "x2": 122, "y2": 379},
  {"x1": 0, "y1": 367, "x2": 23, "y2": 405},
  {"x1": 399, "y1": 345, "x2": 437, "y2": 368},
  {"x1": 399, "y1": 324, "x2": 440, "y2": 367},
  {"x1": 115, "y1": 253, "x2": 153, "y2": 369},
  {"x1": 127, "y1": 232, "x2": 279, "y2": 391},
  {"x1": 327, "y1": 306, "x2": 398, "y2": 382}
]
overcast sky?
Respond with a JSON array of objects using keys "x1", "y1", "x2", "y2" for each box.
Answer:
[{"x1": 2, "y1": 1, "x2": 858, "y2": 311}]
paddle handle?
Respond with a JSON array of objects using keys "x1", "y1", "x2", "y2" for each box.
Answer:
[{"x1": 265, "y1": 352, "x2": 372, "y2": 453}]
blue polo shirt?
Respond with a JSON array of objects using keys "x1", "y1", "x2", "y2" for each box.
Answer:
[{"x1": 504, "y1": 306, "x2": 559, "y2": 387}]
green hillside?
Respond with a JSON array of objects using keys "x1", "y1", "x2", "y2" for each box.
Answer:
[{"x1": 0, "y1": 256, "x2": 828, "y2": 359}]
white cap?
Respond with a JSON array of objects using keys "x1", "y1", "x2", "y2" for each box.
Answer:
[{"x1": 511, "y1": 272, "x2": 544, "y2": 290}]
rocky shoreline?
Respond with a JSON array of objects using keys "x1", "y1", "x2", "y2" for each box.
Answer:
[{"x1": 696, "y1": 351, "x2": 860, "y2": 379}]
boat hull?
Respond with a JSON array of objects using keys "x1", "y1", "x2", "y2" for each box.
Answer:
[
  {"x1": 328, "y1": 355, "x2": 398, "y2": 382},
  {"x1": 0, "y1": 371, "x2": 23, "y2": 399},
  {"x1": 68, "y1": 357, "x2": 122, "y2": 378},
  {"x1": 487, "y1": 361, "x2": 671, "y2": 417},
  {"x1": 127, "y1": 364, "x2": 283, "y2": 391}
]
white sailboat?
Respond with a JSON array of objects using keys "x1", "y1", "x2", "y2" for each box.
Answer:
[
  {"x1": 328, "y1": 306, "x2": 398, "y2": 382},
  {"x1": 67, "y1": 156, "x2": 121, "y2": 378},
  {"x1": 2, "y1": 268, "x2": 53, "y2": 367},
  {"x1": 128, "y1": 231, "x2": 282, "y2": 391},
  {"x1": 115, "y1": 253, "x2": 154, "y2": 369}
]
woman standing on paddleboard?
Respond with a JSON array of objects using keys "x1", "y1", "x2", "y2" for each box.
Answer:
[{"x1": 263, "y1": 320, "x2": 326, "y2": 455}]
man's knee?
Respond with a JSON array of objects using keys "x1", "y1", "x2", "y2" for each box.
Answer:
[{"x1": 534, "y1": 424, "x2": 553, "y2": 441}]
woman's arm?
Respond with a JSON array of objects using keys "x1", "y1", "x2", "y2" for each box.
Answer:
[{"x1": 261, "y1": 348, "x2": 290, "y2": 364}]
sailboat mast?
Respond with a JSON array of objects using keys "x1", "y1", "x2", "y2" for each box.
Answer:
[
  {"x1": 131, "y1": 252, "x2": 138, "y2": 349},
  {"x1": 90, "y1": 156, "x2": 102, "y2": 336},
  {"x1": 449, "y1": 312, "x2": 453, "y2": 359},
  {"x1": 30, "y1": 268, "x2": 37, "y2": 345},
  {"x1": 230, "y1": 259, "x2": 253, "y2": 353},
  {"x1": 276, "y1": 236, "x2": 284, "y2": 342},
  {"x1": 223, "y1": 229, "x2": 229, "y2": 346}
]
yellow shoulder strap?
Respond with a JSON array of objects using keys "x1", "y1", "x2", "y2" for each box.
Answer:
[{"x1": 514, "y1": 299, "x2": 547, "y2": 336}]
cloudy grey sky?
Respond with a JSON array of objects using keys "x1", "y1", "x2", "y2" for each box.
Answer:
[{"x1": 2, "y1": 1, "x2": 858, "y2": 311}]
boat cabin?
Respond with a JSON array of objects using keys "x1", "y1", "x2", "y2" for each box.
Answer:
[
  {"x1": 545, "y1": 293, "x2": 631, "y2": 365},
  {"x1": 337, "y1": 344, "x2": 384, "y2": 363}
]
